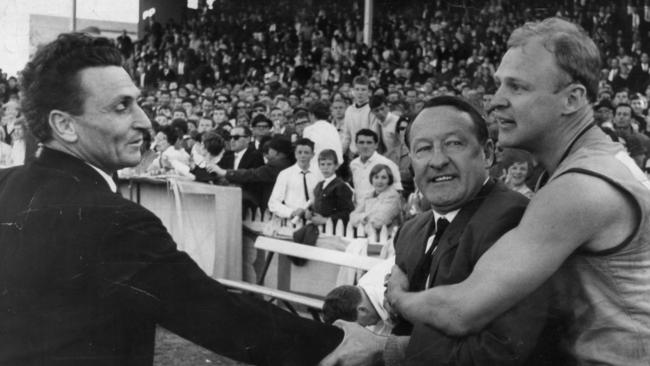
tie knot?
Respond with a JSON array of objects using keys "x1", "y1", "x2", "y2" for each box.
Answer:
[{"x1": 436, "y1": 217, "x2": 450, "y2": 236}]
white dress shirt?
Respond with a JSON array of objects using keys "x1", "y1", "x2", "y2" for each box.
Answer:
[
  {"x1": 268, "y1": 164, "x2": 322, "y2": 218},
  {"x1": 424, "y1": 209, "x2": 460, "y2": 252},
  {"x1": 233, "y1": 149, "x2": 246, "y2": 169},
  {"x1": 302, "y1": 120, "x2": 344, "y2": 169},
  {"x1": 86, "y1": 163, "x2": 117, "y2": 193}
]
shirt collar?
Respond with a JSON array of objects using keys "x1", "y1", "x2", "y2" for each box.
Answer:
[
  {"x1": 431, "y1": 208, "x2": 459, "y2": 224},
  {"x1": 85, "y1": 163, "x2": 117, "y2": 193},
  {"x1": 429, "y1": 177, "x2": 489, "y2": 222},
  {"x1": 322, "y1": 175, "x2": 336, "y2": 188}
]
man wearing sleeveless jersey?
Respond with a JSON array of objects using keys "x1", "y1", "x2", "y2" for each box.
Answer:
[
  {"x1": 322, "y1": 17, "x2": 650, "y2": 366},
  {"x1": 385, "y1": 17, "x2": 650, "y2": 365}
]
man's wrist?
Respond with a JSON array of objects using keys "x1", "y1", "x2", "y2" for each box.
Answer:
[{"x1": 383, "y1": 335, "x2": 409, "y2": 366}]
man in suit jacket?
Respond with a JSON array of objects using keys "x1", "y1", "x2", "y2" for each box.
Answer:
[
  {"x1": 321, "y1": 96, "x2": 551, "y2": 366},
  {"x1": 210, "y1": 136, "x2": 294, "y2": 211},
  {"x1": 307, "y1": 149, "x2": 354, "y2": 226},
  {"x1": 0, "y1": 32, "x2": 343, "y2": 366},
  {"x1": 218, "y1": 125, "x2": 264, "y2": 170}
]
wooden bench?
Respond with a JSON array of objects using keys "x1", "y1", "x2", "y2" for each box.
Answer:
[{"x1": 219, "y1": 235, "x2": 383, "y2": 321}]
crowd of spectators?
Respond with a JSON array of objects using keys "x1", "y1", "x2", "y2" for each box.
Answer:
[{"x1": 3, "y1": 0, "x2": 650, "y2": 220}]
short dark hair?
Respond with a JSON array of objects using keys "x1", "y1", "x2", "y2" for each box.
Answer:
[
  {"x1": 323, "y1": 285, "x2": 362, "y2": 324},
  {"x1": 232, "y1": 125, "x2": 252, "y2": 137},
  {"x1": 309, "y1": 100, "x2": 331, "y2": 120},
  {"x1": 171, "y1": 118, "x2": 189, "y2": 136},
  {"x1": 353, "y1": 75, "x2": 369, "y2": 86},
  {"x1": 251, "y1": 114, "x2": 272, "y2": 127},
  {"x1": 20, "y1": 33, "x2": 123, "y2": 142},
  {"x1": 355, "y1": 128, "x2": 378, "y2": 143},
  {"x1": 394, "y1": 115, "x2": 411, "y2": 135},
  {"x1": 406, "y1": 95, "x2": 488, "y2": 149},
  {"x1": 293, "y1": 109, "x2": 310, "y2": 120},
  {"x1": 369, "y1": 94, "x2": 386, "y2": 109},
  {"x1": 369, "y1": 163, "x2": 394, "y2": 186},
  {"x1": 615, "y1": 103, "x2": 632, "y2": 112},
  {"x1": 318, "y1": 149, "x2": 338, "y2": 165},
  {"x1": 158, "y1": 125, "x2": 178, "y2": 145},
  {"x1": 294, "y1": 137, "x2": 315, "y2": 151},
  {"x1": 202, "y1": 131, "x2": 226, "y2": 156}
]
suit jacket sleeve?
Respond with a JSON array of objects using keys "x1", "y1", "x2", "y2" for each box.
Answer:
[
  {"x1": 328, "y1": 182, "x2": 354, "y2": 223},
  {"x1": 225, "y1": 164, "x2": 277, "y2": 184},
  {"x1": 397, "y1": 188, "x2": 548, "y2": 365},
  {"x1": 102, "y1": 203, "x2": 343, "y2": 365}
]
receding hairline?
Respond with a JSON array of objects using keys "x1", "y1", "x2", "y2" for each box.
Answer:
[{"x1": 409, "y1": 104, "x2": 482, "y2": 146}]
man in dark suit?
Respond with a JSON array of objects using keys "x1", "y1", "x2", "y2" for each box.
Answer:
[
  {"x1": 218, "y1": 125, "x2": 264, "y2": 170},
  {"x1": 0, "y1": 32, "x2": 343, "y2": 366},
  {"x1": 321, "y1": 96, "x2": 551, "y2": 365},
  {"x1": 210, "y1": 136, "x2": 294, "y2": 211}
]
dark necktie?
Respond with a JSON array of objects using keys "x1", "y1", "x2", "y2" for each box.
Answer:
[
  {"x1": 410, "y1": 217, "x2": 450, "y2": 291},
  {"x1": 301, "y1": 171, "x2": 310, "y2": 201}
]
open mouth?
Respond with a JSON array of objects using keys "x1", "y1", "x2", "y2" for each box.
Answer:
[{"x1": 431, "y1": 175, "x2": 455, "y2": 183}]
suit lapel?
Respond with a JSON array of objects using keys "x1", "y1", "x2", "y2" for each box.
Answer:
[{"x1": 428, "y1": 179, "x2": 497, "y2": 277}]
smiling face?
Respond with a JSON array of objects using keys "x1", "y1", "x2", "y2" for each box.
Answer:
[
  {"x1": 490, "y1": 39, "x2": 569, "y2": 151},
  {"x1": 507, "y1": 161, "x2": 528, "y2": 187},
  {"x1": 410, "y1": 106, "x2": 491, "y2": 213},
  {"x1": 68, "y1": 66, "x2": 150, "y2": 173},
  {"x1": 154, "y1": 131, "x2": 170, "y2": 152},
  {"x1": 371, "y1": 168, "x2": 391, "y2": 193}
]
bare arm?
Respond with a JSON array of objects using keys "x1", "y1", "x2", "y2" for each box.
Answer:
[{"x1": 387, "y1": 173, "x2": 637, "y2": 335}]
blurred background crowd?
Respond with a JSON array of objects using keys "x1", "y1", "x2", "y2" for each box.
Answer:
[{"x1": 2, "y1": 0, "x2": 650, "y2": 222}]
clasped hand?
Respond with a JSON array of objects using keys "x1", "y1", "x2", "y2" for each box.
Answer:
[{"x1": 318, "y1": 320, "x2": 387, "y2": 366}]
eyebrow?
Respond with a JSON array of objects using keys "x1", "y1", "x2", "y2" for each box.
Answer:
[{"x1": 105, "y1": 93, "x2": 137, "y2": 110}]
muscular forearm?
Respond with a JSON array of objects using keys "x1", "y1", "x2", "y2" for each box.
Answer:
[{"x1": 392, "y1": 285, "x2": 477, "y2": 336}]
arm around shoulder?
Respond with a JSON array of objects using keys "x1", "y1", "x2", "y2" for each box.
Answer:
[{"x1": 391, "y1": 172, "x2": 635, "y2": 335}]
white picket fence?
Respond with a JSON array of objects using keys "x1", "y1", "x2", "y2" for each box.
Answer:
[{"x1": 242, "y1": 207, "x2": 397, "y2": 246}]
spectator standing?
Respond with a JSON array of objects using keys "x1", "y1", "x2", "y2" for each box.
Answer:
[
  {"x1": 369, "y1": 94, "x2": 400, "y2": 165},
  {"x1": 303, "y1": 100, "x2": 344, "y2": 171},
  {"x1": 268, "y1": 138, "x2": 320, "y2": 218},
  {"x1": 350, "y1": 129, "x2": 402, "y2": 206},
  {"x1": 341, "y1": 76, "x2": 379, "y2": 156}
]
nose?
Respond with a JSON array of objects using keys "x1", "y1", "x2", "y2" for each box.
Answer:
[
  {"x1": 427, "y1": 146, "x2": 450, "y2": 170},
  {"x1": 133, "y1": 104, "x2": 152, "y2": 130},
  {"x1": 487, "y1": 86, "x2": 509, "y2": 114}
]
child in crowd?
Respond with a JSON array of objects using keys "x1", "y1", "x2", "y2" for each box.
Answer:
[{"x1": 305, "y1": 149, "x2": 355, "y2": 226}]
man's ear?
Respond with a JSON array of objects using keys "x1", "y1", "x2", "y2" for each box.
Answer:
[
  {"x1": 563, "y1": 84, "x2": 588, "y2": 115},
  {"x1": 483, "y1": 138, "x2": 495, "y2": 168},
  {"x1": 48, "y1": 110, "x2": 78, "y2": 143}
]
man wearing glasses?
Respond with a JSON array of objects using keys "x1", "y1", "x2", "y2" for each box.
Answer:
[{"x1": 218, "y1": 126, "x2": 264, "y2": 171}]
